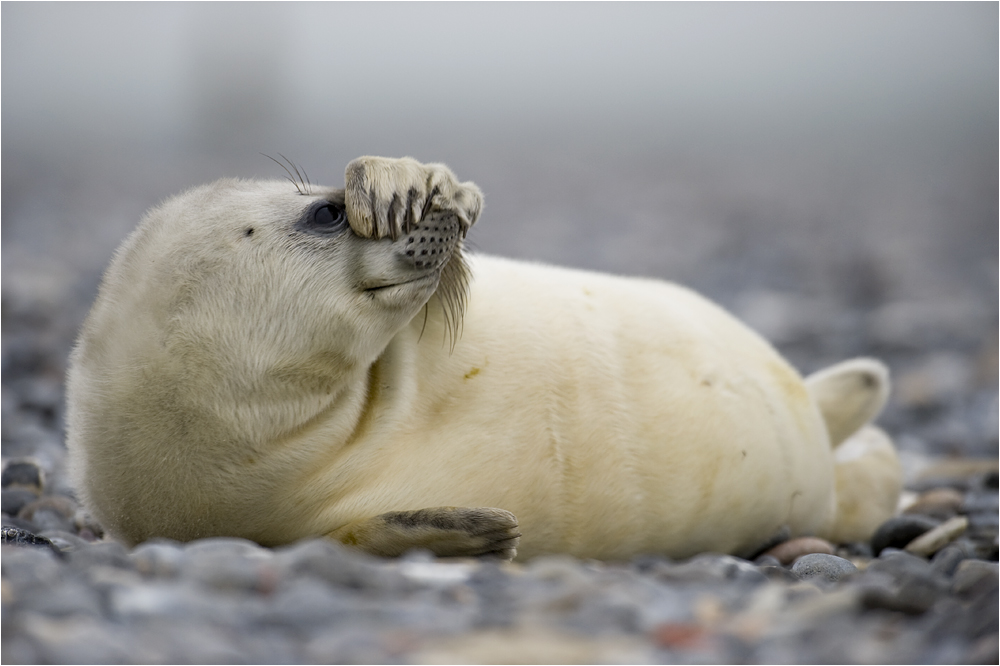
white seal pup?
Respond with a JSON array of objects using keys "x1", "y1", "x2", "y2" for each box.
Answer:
[{"x1": 66, "y1": 156, "x2": 901, "y2": 560}]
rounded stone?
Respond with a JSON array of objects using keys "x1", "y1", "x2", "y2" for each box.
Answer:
[
  {"x1": 952, "y1": 560, "x2": 999, "y2": 597},
  {"x1": 274, "y1": 537, "x2": 401, "y2": 591},
  {"x1": 930, "y1": 542, "x2": 976, "y2": 577},
  {"x1": 183, "y1": 536, "x2": 272, "y2": 559},
  {"x1": 1, "y1": 525, "x2": 60, "y2": 553},
  {"x1": 67, "y1": 540, "x2": 133, "y2": 570},
  {"x1": 904, "y1": 515, "x2": 968, "y2": 557},
  {"x1": 2, "y1": 488, "x2": 40, "y2": 516},
  {"x1": 657, "y1": 553, "x2": 767, "y2": 585},
  {"x1": 18, "y1": 495, "x2": 77, "y2": 533},
  {"x1": 903, "y1": 487, "x2": 965, "y2": 520},
  {"x1": 790, "y1": 553, "x2": 858, "y2": 583},
  {"x1": 871, "y1": 515, "x2": 940, "y2": 555},
  {"x1": 131, "y1": 540, "x2": 187, "y2": 577},
  {"x1": 1, "y1": 460, "x2": 44, "y2": 491},
  {"x1": 763, "y1": 536, "x2": 835, "y2": 565}
]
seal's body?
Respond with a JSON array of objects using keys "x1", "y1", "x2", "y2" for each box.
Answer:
[{"x1": 67, "y1": 157, "x2": 901, "y2": 560}]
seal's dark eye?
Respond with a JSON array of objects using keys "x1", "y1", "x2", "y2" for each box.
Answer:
[{"x1": 302, "y1": 202, "x2": 348, "y2": 235}]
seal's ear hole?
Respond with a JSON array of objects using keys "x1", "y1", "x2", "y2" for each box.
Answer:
[{"x1": 244, "y1": 228, "x2": 255, "y2": 237}]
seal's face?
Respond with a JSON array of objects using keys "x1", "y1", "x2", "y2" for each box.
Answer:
[
  {"x1": 127, "y1": 180, "x2": 465, "y2": 371},
  {"x1": 72, "y1": 175, "x2": 472, "y2": 450}
]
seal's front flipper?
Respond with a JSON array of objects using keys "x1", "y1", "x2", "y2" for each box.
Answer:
[
  {"x1": 345, "y1": 156, "x2": 483, "y2": 241},
  {"x1": 328, "y1": 507, "x2": 520, "y2": 560}
]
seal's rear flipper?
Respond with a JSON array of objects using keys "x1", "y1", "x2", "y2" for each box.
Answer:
[
  {"x1": 825, "y1": 425, "x2": 902, "y2": 543},
  {"x1": 328, "y1": 507, "x2": 520, "y2": 560},
  {"x1": 805, "y1": 358, "x2": 889, "y2": 447}
]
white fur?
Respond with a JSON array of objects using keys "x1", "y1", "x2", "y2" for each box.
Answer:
[{"x1": 66, "y1": 159, "x2": 901, "y2": 560}]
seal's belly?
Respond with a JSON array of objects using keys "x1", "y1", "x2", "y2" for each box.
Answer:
[{"x1": 314, "y1": 255, "x2": 835, "y2": 560}]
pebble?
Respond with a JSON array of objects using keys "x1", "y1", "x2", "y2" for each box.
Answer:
[
  {"x1": 903, "y1": 487, "x2": 965, "y2": 520},
  {"x1": 0, "y1": 525, "x2": 60, "y2": 554},
  {"x1": 904, "y1": 515, "x2": 968, "y2": 557},
  {"x1": 952, "y1": 560, "x2": 999, "y2": 597},
  {"x1": 930, "y1": 541, "x2": 976, "y2": 577},
  {"x1": 870, "y1": 514, "x2": 939, "y2": 555},
  {"x1": 762, "y1": 537, "x2": 835, "y2": 565},
  {"x1": 17, "y1": 495, "x2": 77, "y2": 533},
  {"x1": 131, "y1": 540, "x2": 187, "y2": 577},
  {"x1": 2, "y1": 488, "x2": 40, "y2": 517},
  {"x1": 863, "y1": 551, "x2": 951, "y2": 615},
  {"x1": 66, "y1": 540, "x2": 132, "y2": 570},
  {"x1": 790, "y1": 554, "x2": 858, "y2": 583},
  {"x1": 1, "y1": 460, "x2": 44, "y2": 491},
  {"x1": 653, "y1": 553, "x2": 768, "y2": 586}
]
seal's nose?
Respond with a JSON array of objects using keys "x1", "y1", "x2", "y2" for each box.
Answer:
[{"x1": 401, "y1": 211, "x2": 461, "y2": 271}]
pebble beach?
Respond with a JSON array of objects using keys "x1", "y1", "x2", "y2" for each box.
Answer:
[{"x1": 3, "y1": 4, "x2": 997, "y2": 663}]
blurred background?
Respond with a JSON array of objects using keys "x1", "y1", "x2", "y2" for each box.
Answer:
[{"x1": 3, "y1": 3, "x2": 997, "y2": 460}]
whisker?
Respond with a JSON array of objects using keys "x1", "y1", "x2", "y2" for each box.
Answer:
[{"x1": 261, "y1": 153, "x2": 305, "y2": 195}]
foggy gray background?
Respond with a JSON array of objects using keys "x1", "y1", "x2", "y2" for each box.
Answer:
[{"x1": 2, "y1": 3, "x2": 997, "y2": 375}]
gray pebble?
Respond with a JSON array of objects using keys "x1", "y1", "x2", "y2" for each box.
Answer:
[
  {"x1": 184, "y1": 551, "x2": 279, "y2": 594},
  {"x1": 930, "y1": 541, "x2": 976, "y2": 577},
  {"x1": 2, "y1": 488, "x2": 39, "y2": 516},
  {"x1": 259, "y1": 577, "x2": 357, "y2": 628},
  {"x1": 865, "y1": 551, "x2": 951, "y2": 614},
  {"x1": 871, "y1": 514, "x2": 940, "y2": 555},
  {"x1": 40, "y1": 529, "x2": 92, "y2": 553},
  {"x1": 869, "y1": 550, "x2": 935, "y2": 578},
  {"x1": 790, "y1": 553, "x2": 857, "y2": 583},
  {"x1": 274, "y1": 537, "x2": 406, "y2": 592},
  {"x1": 18, "y1": 495, "x2": 76, "y2": 533},
  {"x1": 67, "y1": 540, "x2": 132, "y2": 570},
  {"x1": 1, "y1": 459, "x2": 44, "y2": 491},
  {"x1": 656, "y1": 553, "x2": 767, "y2": 585},
  {"x1": 952, "y1": 560, "x2": 999, "y2": 597},
  {"x1": 131, "y1": 539, "x2": 187, "y2": 577},
  {"x1": 183, "y1": 536, "x2": 272, "y2": 558},
  {"x1": 1, "y1": 543, "x2": 65, "y2": 586},
  {"x1": 1, "y1": 525, "x2": 59, "y2": 553},
  {"x1": 20, "y1": 576, "x2": 105, "y2": 618}
]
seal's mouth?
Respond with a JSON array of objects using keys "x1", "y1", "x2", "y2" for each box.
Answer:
[{"x1": 363, "y1": 274, "x2": 437, "y2": 293}]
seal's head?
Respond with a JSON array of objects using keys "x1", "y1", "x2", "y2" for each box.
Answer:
[{"x1": 67, "y1": 158, "x2": 483, "y2": 544}]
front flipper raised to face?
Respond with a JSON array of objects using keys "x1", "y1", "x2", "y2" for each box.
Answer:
[
  {"x1": 328, "y1": 507, "x2": 520, "y2": 561},
  {"x1": 345, "y1": 156, "x2": 484, "y2": 241}
]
